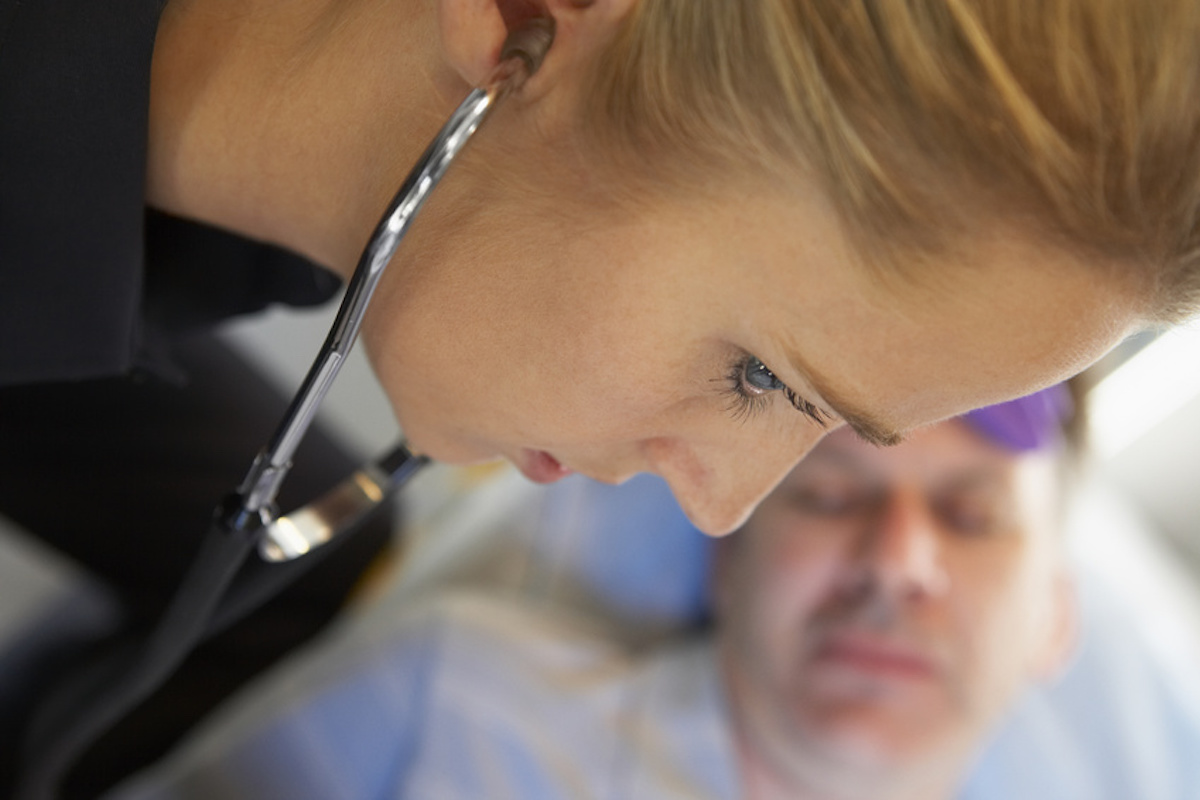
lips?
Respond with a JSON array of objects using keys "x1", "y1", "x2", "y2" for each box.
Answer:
[
  {"x1": 515, "y1": 448, "x2": 574, "y2": 484},
  {"x1": 812, "y1": 633, "x2": 938, "y2": 681}
]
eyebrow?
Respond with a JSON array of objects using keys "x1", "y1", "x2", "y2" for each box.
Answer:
[
  {"x1": 838, "y1": 408, "x2": 906, "y2": 448},
  {"x1": 785, "y1": 354, "x2": 906, "y2": 447}
]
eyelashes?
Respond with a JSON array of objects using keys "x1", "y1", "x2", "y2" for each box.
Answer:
[
  {"x1": 720, "y1": 354, "x2": 830, "y2": 427},
  {"x1": 721, "y1": 359, "x2": 773, "y2": 422}
]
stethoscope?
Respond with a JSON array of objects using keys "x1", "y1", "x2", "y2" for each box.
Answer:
[{"x1": 16, "y1": 19, "x2": 555, "y2": 800}]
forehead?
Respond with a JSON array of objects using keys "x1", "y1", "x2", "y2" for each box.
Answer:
[
  {"x1": 716, "y1": 188, "x2": 1139, "y2": 437},
  {"x1": 597, "y1": 175, "x2": 1137, "y2": 441}
]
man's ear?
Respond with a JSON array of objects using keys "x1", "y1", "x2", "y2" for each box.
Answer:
[
  {"x1": 438, "y1": 0, "x2": 636, "y2": 89},
  {"x1": 1032, "y1": 573, "x2": 1080, "y2": 681}
]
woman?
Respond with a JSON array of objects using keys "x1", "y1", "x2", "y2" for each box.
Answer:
[
  {"x1": 7, "y1": 0, "x2": 1199, "y2": 533},
  {"x1": 143, "y1": 0, "x2": 1199, "y2": 533}
]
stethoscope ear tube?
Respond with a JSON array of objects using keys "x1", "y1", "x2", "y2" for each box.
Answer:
[
  {"x1": 16, "y1": 441, "x2": 427, "y2": 798},
  {"x1": 14, "y1": 455, "x2": 425, "y2": 800},
  {"x1": 16, "y1": 503, "x2": 263, "y2": 800},
  {"x1": 14, "y1": 20, "x2": 553, "y2": 799}
]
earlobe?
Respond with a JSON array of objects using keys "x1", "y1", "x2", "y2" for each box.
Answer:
[
  {"x1": 438, "y1": 0, "x2": 511, "y2": 88},
  {"x1": 438, "y1": 0, "x2": 634, "y2": 89}
]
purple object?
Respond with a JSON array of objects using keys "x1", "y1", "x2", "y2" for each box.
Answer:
[{"x1": 962, "y1": 384, "x2": 1073, "y2": 452}]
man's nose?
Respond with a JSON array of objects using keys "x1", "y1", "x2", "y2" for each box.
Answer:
[
  {"x1": 642, "y1": 431, "x2": 825, "y2": 536},
  {"x1": 857, "y1": 489, "x2": 950, "y2": 598}
]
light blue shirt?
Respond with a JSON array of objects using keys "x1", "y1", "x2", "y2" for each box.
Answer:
[
  {"x1": 111, "y1": 592, "x2": 738, "y2": 800},
  {"x1": 109, "y1": 584, "x2": 1200, "y2": 800},
  {"x1": 108, "y1": 472, "x2": 1200, "y2": 800}
]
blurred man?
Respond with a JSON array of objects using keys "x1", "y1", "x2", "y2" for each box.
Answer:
[
  {"x1": 715, "y1": 391, "x2": 1077, "y2": 799},
  {"x1": 111, "y1": 388, "x2": 1112, "y2": 800}
]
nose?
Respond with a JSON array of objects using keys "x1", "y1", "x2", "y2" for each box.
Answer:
[
  {"x1": 642, "y1": 429, "x2": 826, "y2": 536},
  {"x1": 855, "y1": 488, "x2": 950, "y2": 598}
]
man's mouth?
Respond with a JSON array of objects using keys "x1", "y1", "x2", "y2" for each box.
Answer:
[
  {"x1": 812, "y1": 632, "x2": 939, "y2": 681},
  {"x1": 515, "y1": 448, "x2": 574, "y2": 484}
]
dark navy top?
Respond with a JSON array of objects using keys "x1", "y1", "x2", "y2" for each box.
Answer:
[{"x1": 0, "y1": 0, "x2": 339, "y2": 386}]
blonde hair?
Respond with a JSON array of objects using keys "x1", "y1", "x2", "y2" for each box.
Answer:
[{"x1": 587, "y1": 0, "x2": 1200, "y2": 320}]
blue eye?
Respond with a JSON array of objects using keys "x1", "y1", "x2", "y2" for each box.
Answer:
[
  {"x1": 721, "y1": 354, "x2": 829, "y2": 427},
  {"x1": 743, "y1": 357, "x2": 785, "y2": 393}
]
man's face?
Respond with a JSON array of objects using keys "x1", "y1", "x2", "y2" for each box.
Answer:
[{"x1": 714, "y1": 421, "x2": 1075, "y2": 794}]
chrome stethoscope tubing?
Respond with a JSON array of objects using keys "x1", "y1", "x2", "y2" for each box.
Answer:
[
  {"x1": 241, "y1": 18, "x2": 555, "y2": 560},
  {"x1": 15, "y1": 21, "x2": 554, "y2": 800}
]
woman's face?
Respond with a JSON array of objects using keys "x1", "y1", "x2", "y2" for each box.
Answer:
[{"x1": 362, "y1": 170, "x2": 1138, "y2": 535}]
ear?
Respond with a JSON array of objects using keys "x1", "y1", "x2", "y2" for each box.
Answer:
[
  {"x1": 438, "y1": 0, "x2": 636, "y2": 89},
  {"x1": 1031, "y1": 573, "x2": 1080, "y2": 681}
]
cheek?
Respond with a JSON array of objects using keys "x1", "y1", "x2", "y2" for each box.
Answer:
[
  {"x1": 364, "y1": 288, "x2": 653, "y2": 438},
  {"x1": 946, "y1": 549, "x2": 1049, "y2": 708},
  {"x1": 737, "y1": 530, "x2": 845, "y2": 641}
]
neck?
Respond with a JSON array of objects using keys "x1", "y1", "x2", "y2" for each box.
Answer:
[
  {"x1": 737, "y1": 742, "x2": 959, "y2": 800},
  {"x1": 147, "y1": 0, "x2": 468, "y2": 275}
]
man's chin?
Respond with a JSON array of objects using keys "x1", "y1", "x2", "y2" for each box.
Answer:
[{"x1": 801, "y1": 704, "x2": 953, "y2": 769}]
